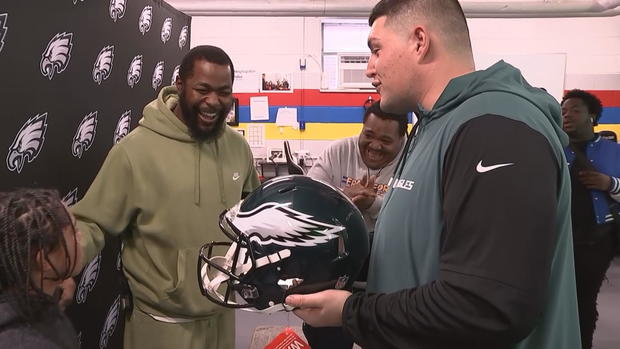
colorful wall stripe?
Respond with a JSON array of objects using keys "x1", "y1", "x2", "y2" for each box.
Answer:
[{"x1": 233, "y1": 89, "x2": 620, "y2": 140}]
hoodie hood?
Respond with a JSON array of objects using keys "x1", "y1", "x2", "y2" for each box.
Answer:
[
  {"x1": 426, "y1": 60, "x2": 568, "y2": 147},
  {"x1": 139, "y1": 86, "x2": 225, "y2": 143}
]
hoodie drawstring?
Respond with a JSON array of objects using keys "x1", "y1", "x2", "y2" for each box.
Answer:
[
  {"x1": 214, "y1": 140, "x2": 226, "y2": 206},
  {"x1": 194, "y1": 143, "x2": 201, "y2": 205}
]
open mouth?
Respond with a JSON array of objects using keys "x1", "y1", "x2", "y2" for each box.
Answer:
[
  {"x1": 199, "y1": 111, "x2": 218, "y2": 123},
  {"x1": 367, "y1": 149, "x2": 384, "y2": 162}
]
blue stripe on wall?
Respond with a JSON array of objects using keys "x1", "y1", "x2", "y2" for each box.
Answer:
[
  {"x1": 239, "y1": 106, "x2": 364, "y2": 123},
  {"x1": 239, "y1": 106, "x2": 619, "y2": 124},
  {"x1": 599, "y1": 107, "x2": 620, "y2": 124}
]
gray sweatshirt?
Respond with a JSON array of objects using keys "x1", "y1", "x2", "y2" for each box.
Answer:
[{"x1": 307, "y1": 135, "x2": 404, "y2": 232}]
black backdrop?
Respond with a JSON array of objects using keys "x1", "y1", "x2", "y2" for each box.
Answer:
[{"x1": 0, "y1": 1, "x2": 190, "y2": 348}]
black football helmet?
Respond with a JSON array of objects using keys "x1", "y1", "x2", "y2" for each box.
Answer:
[{"x1": 198, "y1": 175, "x2": 369, "y2": 312}]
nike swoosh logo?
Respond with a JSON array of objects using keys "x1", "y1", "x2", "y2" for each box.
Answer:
[
  {"x1": 232, "y1": 174, "x2": 240, "y2": 181},
  {"x1": 476, "y1": 161, "x2": 515, "y2": 173}
]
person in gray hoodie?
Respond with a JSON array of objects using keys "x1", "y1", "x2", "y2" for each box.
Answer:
[{"x1": 286, "y1": 1, "x2": 580, "y2": 348}]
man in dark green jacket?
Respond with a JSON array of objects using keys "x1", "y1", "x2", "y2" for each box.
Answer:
[{"x1": 286, "y1": 1, "x2": 580, "y2": 348}]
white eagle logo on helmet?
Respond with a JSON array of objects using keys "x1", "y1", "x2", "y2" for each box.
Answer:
[
  {"x1": 161, "y1": 17, "x2": 172, "y2": 43},
  {"x1": 127, "y1": 55, "x2": 142, "y2": 88},
  {"x1": 40, "y1": 32, "x2": 73, "y2": 80},
  {"x1": 109, "y1": 0, "x2": 126, "y2": 22},
  {"x1": 99, "y1": 296, "x2": 121, "y2": 349},
  {"x1": 6, "y1": 113, "x2": 48, "y2": 173},
  {"x1": 178, "y1": 25, "x2": 188, "y2": 49},
  {"x1": 114, "y1": 110, "x2": 131, "y2": 144},
  {"x1": 93, "y1": 45, "x2": 114, "y2": 85},
  {"x1": 62, "y1": 188, "x2": 79, "y2": 207},
  {"x1": 75, "y1": 254, "x2": 101, "y2": 304},
  {"x1": 72, "y1": 111, "x2": 98, "y2": 159},
  {"x1": 138, "y1": 6, "x2": 152, "y2": 35},
  {"x1": 0, "y1": 13, "x2": 8, "y2": 53},
  {"x1": 171, "y1": 65, "x2": 180, "y2": 85},
  {"x1": 152, "y1": 61, "x2": 164, "y2": 90},
  {"x1": 230, "y1": 202, "x2": 343, "y2": 247}
]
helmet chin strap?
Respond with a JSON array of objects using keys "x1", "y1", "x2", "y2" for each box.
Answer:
[{"x1": 201, "y1": 242, "x2": 293, "y2": 312}]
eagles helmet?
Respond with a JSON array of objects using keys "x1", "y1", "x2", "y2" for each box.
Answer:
[{"x1": 198, "y1": 175, "x2": 369, "y2": 313}]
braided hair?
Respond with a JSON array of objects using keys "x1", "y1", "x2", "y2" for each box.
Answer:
[{"x1": 0, "y1": 188, "x2": 77, "y2": 320}]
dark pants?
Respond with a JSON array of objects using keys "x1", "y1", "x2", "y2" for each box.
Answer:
[
  {"x1": 302, "y1": 322, "x2": 354, "y2": 349},
  {"x1": 573, "y1": 224, "x2": 615, "y2": 349}
]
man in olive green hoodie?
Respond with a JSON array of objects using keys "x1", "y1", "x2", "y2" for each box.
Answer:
[{"x1": 72, "y1": 45, "x2": 260, "y2": 349}]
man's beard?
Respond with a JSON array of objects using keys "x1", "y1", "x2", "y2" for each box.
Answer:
[{"x1": 178, "y1": 92, "x2": 230, "y2": 141}]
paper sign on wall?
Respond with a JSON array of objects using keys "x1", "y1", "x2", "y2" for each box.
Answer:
[
  {"x1": 275, "y1": 107, "x2": 298, "y2": 128},
  {"x1": 250, "y1": 96, "x2": 270, "y2": 121}
]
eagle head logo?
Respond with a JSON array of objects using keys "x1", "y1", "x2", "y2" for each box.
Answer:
[
  {"x1": 76, "y1": 254, "x2": 101, "y2": 304},
  {"x1": 229, "y1": 202, "x2": 344, "y2": 247},
  {"x1": 62, "y1": 188, "x2": 79, "y2": 207},
  {"x1": 152, "y1": 61, "x2": 164, "y2": 90},
  {"x1": 171, "y1": 65, "x2": 180, "y2": 85},
  {"x1": 114, "y1": 110, "x2": 131, "y2": 144},
  {"x1": 127, "y1": 55, "x2": 142, "y2": 88},
  {"x1": 93, "y1": 45, "x2": 114, "y2": 85},
  {"x1": 6, "y1": 113, "x2": 48, "y2": 174},
  {"x1": 138, "y1": 6, "x2": 152, "y2": 35},
  {"x1": 178, "y1": 25, "x2": 188, "y2": 49},
  {"x1": 109, "y1": 0, "x2": 126, "y2": 22},
  {"x1": 99, "y1": 296, "x2": 121, "y2": 349},
  {"x1": 72, "y1": 112, "x2": 98, "y2": 159},
  {"x1": 0, "y1": 13, "x2": 8, "y2": 53},
  {"x1": 161, "y1": 17, "x2": 173, "y2": 43},
  {"x1": 40, "y1": 32, "x2": 73, "y2": 80}
]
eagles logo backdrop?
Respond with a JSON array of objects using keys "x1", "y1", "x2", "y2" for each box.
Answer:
[{"x1": 0, "y1": 1, "x2": 190, "y2": 348}]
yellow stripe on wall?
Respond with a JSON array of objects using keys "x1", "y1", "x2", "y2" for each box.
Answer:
[
  {"x1": 233, "y1": 123, "x2": 620, "y2": 141},
  {"x1": 595, "y1": 124, "x2": 620, "y2": 138},
  {"x1": 233, "y1": 123, "x2": 415, "y2": 141},
  {"x1": 233, "y1": 123, "x2": 362, "y2": 140}
]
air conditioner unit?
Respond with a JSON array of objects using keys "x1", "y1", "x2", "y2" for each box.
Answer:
[{"x1": 338, "y1": 53, "x2": 373, "y2": 89}]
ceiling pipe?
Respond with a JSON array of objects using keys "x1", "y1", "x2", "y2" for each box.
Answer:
[{"x1": 172, "y1": 0, "x2": 620, "y2": 17}]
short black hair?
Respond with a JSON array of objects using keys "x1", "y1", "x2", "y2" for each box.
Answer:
[
  {"x1": 178, "y1": 45, "x2": 235, "y2": 84},
  {"x1": 561, "y1": 89, "x2": 603, "y2": 125},
  {"x1": 369, "y1": 0, "x2": 471, "y2": 55},
  {"x1": 363, "y1": 101, "x2": 408, "y2": 137}
]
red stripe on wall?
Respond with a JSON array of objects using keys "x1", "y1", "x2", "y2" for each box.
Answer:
[
  {"x1": 237, "y1": 89, "x2": 619, "y2": 107},
  {"x1": 235, "y1": 89, "x2": 380, "y2": 107},
  {"x1": 587, "y1": 90, "x2": 620, "y2": 108},
  {"x1": 565, "y1": 90, "x2": 620, "y2": 107}
]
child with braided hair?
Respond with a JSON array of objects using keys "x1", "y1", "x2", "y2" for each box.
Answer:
[{"x1": 0, "y1": 188, "x2": 80, "y2": 348}]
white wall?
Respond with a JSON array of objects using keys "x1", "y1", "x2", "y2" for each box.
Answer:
[
  {"x1": 191, "y1": 17, "x2": 324, "y2": 90},
  {"x1": 190, "y1": 15, "x2": 620, "y2": 163},
  {"x1": 191, "y1": 15, "x2": 620, "y2": 90},
  {"x1": 468, "y1": 16, "x2": 620, "y2": 90}
]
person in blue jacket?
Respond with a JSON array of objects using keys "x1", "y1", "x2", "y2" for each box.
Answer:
[{"x1": 562, "y1": 88, "x2": 620, "y2": 349}]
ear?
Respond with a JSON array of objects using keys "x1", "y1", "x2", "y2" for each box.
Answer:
[
  {"x1": 33, "y1": 249, "x2": 45, "y2": 272},
  {"x1": 175, "y1": 76, "x2": 183, "y2": 92},
  {"x1": 588, "y1": 113, "x2": 595, "y2": 124},
  {"x1": 410, "y1": 25, "x2": 430, "y2": 61}
]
